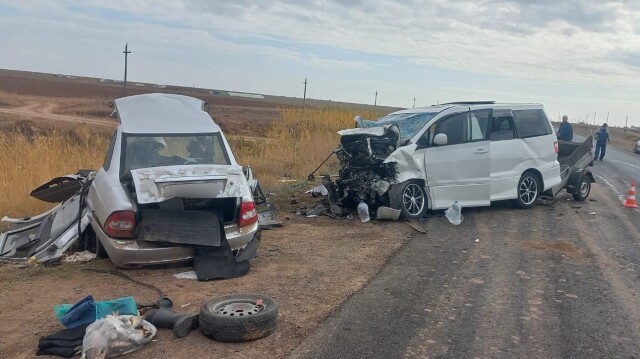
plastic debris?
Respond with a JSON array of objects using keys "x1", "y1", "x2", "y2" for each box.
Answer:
[
  {"x1": 173, "y1": 271, "x2": 198, "y2": 280},
  {"x1": 588, "y1": 211, "x2": 597, "y2": 215},
  {"x1": 305, "y1": 184, "x2": 329, "y2": 197},
  {"x1": 63, "y1": 250, "x2": 97, "y2": 263},
  {"x1": 81, "y1": 315, "x2": 156, "y2": 359},
  {"x1": 376, "y1": 206, "x2": 401, "y2": 221},
  {"x1": 475, "y1": 239, "x2": 480, "y2": 243},
  {"x1": 445, "y1": 201, "x2": 463, "y2": 225},
  {"x1": 357, "y1": 200, "x2": 370, "y2": 223},
  {"x1": 405, "y1": 220, "x2": 427, "y2": 234}
]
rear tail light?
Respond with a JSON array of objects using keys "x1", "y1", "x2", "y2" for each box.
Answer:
[
  {"x1": 104, "y1": 211, "x2": 136, "y2": 238},
  {"x1": 239, "y1": 201, "x2": 258, "y2": 228},
  {"x1": 554, "y1": 141, "x2": 559, "y2": 154}
]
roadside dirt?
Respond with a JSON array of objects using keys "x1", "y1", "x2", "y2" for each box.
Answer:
[{"x1": 0, "y1": 190, "x2": 415, "y2": 359}]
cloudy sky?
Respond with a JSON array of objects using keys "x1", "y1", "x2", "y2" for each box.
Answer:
[{"x1": 1, "y1": 0, "x2": 639, "y2": 126}]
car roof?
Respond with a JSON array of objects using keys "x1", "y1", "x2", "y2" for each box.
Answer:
[
  {"x1": 114, "y1": 93, "x2": 220, "y2": 134},
  {"x1": 388, "y1": 102, "x2": 543, "y2": 116}
]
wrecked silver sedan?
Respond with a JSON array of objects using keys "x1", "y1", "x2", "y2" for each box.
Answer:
[{"x1": 1, "y1": 94, "x2": 270, "y2": 271}]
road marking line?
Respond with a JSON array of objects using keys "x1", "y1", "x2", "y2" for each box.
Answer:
[
  {"x1": 611, "y1": 160, "x2": 640, "y2": 171},
  {"x1": 594, "y1": 174, "x2": 627, "y2": 202}
]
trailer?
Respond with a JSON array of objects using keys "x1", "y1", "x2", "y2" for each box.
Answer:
[{"x1": 553, "y1": 135, "x2": 595, "y2": 201}]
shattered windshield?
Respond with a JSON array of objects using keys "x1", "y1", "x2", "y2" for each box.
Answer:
[
  {"x1": 358, "y1": 112, "x2": 437, "y2": 142},
  {"x1": 121, "y1": 133, "x2": 230, "y2": 173}
]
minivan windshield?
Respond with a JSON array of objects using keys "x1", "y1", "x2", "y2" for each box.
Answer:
[
  {"x1": 358, "y1": 111, "x2": 438, "y2": 142},
  {"x1": 121, "y1": 133, "x2": 230, "y2": 173}
]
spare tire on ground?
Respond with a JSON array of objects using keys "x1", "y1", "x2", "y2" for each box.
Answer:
[{"x1": 199, "y1": 294, "x2": 278, "y2": 342}]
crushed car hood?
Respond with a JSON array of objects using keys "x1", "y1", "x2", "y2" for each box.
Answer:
[{"x1": 131, "y1": 165, "x2": 250, "y2": 204}]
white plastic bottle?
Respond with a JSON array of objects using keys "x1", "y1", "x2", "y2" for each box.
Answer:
[
  {"x1": 445, "y1": 200, "x2": 463, "y2": 225},
  {"x1": 357, "y1": 200, "x2": 370, "y2": 223}
]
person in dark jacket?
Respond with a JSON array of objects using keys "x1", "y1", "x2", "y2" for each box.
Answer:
[
  {"x1": 594, "y1": 123, "x2": 610, "y2": 161},
  {"x1": 557, "y1": 115, "x2": 573, "y2": 141}
]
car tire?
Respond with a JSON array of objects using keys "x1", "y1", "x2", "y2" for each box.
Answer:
[
  {"x1": 199, "y1": 294, "x2": 278, "y2": 342},
  {"x1": 513, "y1": 172, "x2": 540, "y2": 209},
  {"x1": 389, "y1": 180, "x2": 428, "y2": 219},
  {"x1": 572, "y1": 175, "x2": 591, "y2": 201}
]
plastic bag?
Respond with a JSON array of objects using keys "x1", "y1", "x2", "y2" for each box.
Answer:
[
  {"x1": 81, "y1": 315, "x2": 156, "y2": 359},
  {"x1": 445, "y1": 201, "x2": 463, "y2": 225},
  {"x1": 357, "y1": 200, "x2": 370, "y2": 223}
]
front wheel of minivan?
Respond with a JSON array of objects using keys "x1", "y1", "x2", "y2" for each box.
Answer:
[
  {"x1": 513, "y1": 172, "x2": 540, "y2": 209},
  {"x1": 389, "y1": 180, "x2": 428, "y2": 219}
]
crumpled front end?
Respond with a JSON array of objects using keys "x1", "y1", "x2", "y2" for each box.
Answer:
[{"x1": 329, "y1": 125, "x2": 401, "y2": 214}]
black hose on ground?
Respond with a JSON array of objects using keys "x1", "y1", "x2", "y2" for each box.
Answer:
[{"x1": 81, "y1": 268, "x2": 171, "y2": 309}]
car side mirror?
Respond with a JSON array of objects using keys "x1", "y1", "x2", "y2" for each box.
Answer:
[{"x1": 434, "y1": 133, "x2": 448, "y2": 146}]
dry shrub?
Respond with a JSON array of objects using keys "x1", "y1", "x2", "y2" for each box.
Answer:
[
  {"x1": 0, "y1": 91, "x2": 25, "y2": 107},
  {"x1": 53, "y1": 98, "x2": 113, "y2": 118},
  {"x1": 230, "y1": 106, "x2": 382, "y2": 188},
  {"x1": 0, "y1": 125, "x2": 110, "y2": 217}
]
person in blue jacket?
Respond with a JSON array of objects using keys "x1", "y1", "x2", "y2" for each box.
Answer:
[
  {"x1": 557, "y1": 115, "x2": 573, "y2": 141},
  {"x1": 594, "y1": 123, "x2": 610, "y2": 161}
]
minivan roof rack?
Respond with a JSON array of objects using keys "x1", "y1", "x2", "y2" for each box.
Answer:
[{"x1": 439, "y1": 101, "x2": 496, "y2": 105}]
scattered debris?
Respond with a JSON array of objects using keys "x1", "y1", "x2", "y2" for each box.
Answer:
[
  {"x1": 305, "y1": 184, "x2": 329, "y2": 197},
  {"x1": 474, "y1": 239, "x2": 480, "y2": 243},
  {"x1": 81, "y1": 315, "x2": 157, "y2": 359},
  {"x1": 571, "y1": 206, "x2": 582, "y2": 209},
  {"x1": 588, "y1": 211, "x2": 597, "y2": 215},
  {"x1": 405, "y1": 220, "x2": 427, "y2": 234},
  {"x1": 376, "y1": 206, "x2": 401, "y2": 221},
  {"x1": 444, "y1": 201, "x2": 463, "y2": 225},
  {"x1": 63, "y1": 250, "x2": 97, "y2": 263},
  {"x1": 173, "y1": 271, "x2": 198, "y2": 280}
]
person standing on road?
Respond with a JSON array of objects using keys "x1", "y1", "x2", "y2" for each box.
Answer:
[
  {"x1": 594, "y1": 123, "x2": 610, "y2": 161},
  {"x1": 557, "y1": 115, "x2": 573, "y2": 141}
]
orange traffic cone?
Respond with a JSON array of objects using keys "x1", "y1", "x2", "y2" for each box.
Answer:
[{"x1": 623, "y1": 181, "x2": 639, "y2": 208}]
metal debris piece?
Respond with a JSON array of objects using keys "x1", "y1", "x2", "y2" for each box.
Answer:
[
  {"x1": 405, "y1": 220, "x2": 427, "y2": 234},
  {"x1": 376, "y1": 206, "x2": 401, "y2": 221}
]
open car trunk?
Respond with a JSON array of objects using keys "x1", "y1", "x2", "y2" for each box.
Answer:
[{"x1": 122, "y1": 165, "x2": 247, "y2": 246}]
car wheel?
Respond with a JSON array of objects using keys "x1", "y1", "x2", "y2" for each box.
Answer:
[
  {"x1": 199, "y1": 294, "x2": 278, "y2": 342},
  {"x1": 572, "y1": 175, "x2": 591, "y2": 201},
  {"x1": 514, "y1": 172, "x2": 540, "y2": 209},
  {"x1": 389, "y1": 180, "x2": 427, "y2": 219}
]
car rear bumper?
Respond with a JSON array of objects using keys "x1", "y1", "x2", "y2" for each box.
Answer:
[{"x1": 89, "y1": 215, "x2": 259, "y2": 268}]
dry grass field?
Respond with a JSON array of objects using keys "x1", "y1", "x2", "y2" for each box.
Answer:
[{"x1": 0, "y1": 89, "x2": 383, "y2": 218}]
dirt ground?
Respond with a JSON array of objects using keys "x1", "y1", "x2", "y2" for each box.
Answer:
[
  {"x1": 0, "y1": 195, "x2": 416, "y2": 359},
  {"x1": 0, "y1": 70, "x2": 415, "y2": 358}
]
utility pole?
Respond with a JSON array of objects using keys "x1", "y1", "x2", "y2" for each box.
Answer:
[
  {"x1": 302, "y1": 78, "x2": 308, "y2": 111},
  {"x1": 586, "y1": 114, "x2": 589, "y2": 124},
  {"x1": 606, "y1": 111, "x2": 609, "y2": 124},
  {"x1": 123, "y1": 43, "x2": 131, "y2": 96},
  {"x1": 557, "y1": 112, "x2": 560, "y2": 121},
  {"x1": 593, "y1": 112, "x2": 596, "y2": 125},
  {"x1": 413, "y1": 97, "x2": 416, "y2": 109},
  {"x1": 625, "y1": 115, "x2": 629, "y2": 134},
  {"x1": 374, "y1": 91, "x2": 378, "y2": 113}
]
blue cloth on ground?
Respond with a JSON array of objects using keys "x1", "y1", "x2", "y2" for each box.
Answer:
[
  {"x1": 55, "y1": 295, "x2": 96, "y2": 329},
  {"x1": 54, "y1": 295, "x2": 137, "y2": 329}
]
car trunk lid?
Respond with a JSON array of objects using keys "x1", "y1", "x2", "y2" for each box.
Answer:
[{"x1": 130, "y1": 164, "x2": 250, "y2": 204}]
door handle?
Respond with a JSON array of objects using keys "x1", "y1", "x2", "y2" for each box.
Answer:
[{"x1": 474, "y1": 149, "x2": 488, "y2": 154}]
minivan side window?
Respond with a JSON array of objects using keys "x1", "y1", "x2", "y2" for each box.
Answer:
[
  {"x1": 490, "y1": 111, "x2": 516, "y2": 141},
  {"x1": 513, "y1": 109, "x2": 552, "y2": 138},
  {"x1": 420, "y1": 111, "x2": 488, "y2": 147}
]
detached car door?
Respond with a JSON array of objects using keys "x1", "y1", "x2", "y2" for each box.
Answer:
[{"x1": 418, "y1": 110, "x2": 491, "y2": 209}]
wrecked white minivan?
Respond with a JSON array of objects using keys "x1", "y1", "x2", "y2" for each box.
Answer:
[
  {"x1": 317, "y1": 101, "x2": 566, "y2": 218},
  {"x1": 0, "y1": 94, "x2": 273, "y2": 273}
]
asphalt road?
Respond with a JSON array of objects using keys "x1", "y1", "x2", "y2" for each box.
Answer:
[{"x1": 288, "y1": 141, "x2": 640, "y2": 358}]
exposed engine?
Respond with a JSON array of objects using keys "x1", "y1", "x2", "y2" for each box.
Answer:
[{"x1": 330, "y1": 125, "x2": 401, "y2": 213}]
